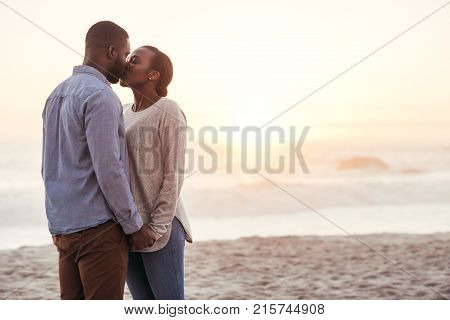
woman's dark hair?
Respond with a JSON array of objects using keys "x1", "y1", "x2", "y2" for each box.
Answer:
[{"x1": 143, "y1": 46, "x2": 173, "y2": 97}]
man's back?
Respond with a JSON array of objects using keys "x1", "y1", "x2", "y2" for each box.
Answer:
[{"x1": 42, "y1": 65, "x2": 141, "y2": 235}]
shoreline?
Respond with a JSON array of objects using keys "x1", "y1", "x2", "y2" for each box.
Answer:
[
  {"x1": 8, "y1": 230, "x2": 450, "y2": 251},
  {"x1": 3, "y1": 200, "x2": 450, "y2": 251},
  {"x1": 1, "y1": 232, "x2": 449, "y2": 300}
]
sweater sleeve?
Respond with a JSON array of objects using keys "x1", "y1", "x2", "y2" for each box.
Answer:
[{"x1": 146, "y1": 102, "x2": 187, "y2": 240}]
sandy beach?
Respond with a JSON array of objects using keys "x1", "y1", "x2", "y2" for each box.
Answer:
[{"x1": 0, "y1": 232, "x2": 448, "y2": 300}]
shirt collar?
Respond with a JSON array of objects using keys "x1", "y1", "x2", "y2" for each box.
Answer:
[{"x1": 73, "y1": 65, "x2": 111, "y2": 87}]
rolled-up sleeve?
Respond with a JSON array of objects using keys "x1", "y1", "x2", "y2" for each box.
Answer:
[{"x1": 84, "y1": 90, "x2": 143, "y2": 234}]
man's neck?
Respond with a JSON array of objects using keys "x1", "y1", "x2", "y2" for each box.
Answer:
[{"x1": 83, "y1": 58, "x2": 109, "y2": 80}]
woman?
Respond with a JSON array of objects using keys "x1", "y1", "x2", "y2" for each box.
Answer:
[{"x1": 120, "y1": 46, "x2": 193, "y2": 300}]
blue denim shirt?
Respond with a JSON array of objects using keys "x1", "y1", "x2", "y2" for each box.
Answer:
[{"x1": 42, "y1": 65, "x2": 143, "y2": 235}]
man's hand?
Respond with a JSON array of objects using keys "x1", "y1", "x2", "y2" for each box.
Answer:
[{"x1": 129, "y1": 225, "x2": 157, "y2": 250}]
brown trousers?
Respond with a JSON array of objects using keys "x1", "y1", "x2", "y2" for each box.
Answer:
[{"x1": 52, "y1": 220, "x2": 128, "y2": 300}]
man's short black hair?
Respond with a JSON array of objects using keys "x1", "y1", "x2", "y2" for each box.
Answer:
[{"x1": 85, "y1": 21, "x2": 128, "y2": 48}]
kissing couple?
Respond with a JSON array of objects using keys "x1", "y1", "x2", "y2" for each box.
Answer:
[{"x1": 42, "y1": 21, "x2": 193, "y2": 300}]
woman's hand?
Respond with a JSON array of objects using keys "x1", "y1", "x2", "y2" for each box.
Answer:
[{"x1": 129, "y1": 225, "x2": 157, "y2": 250}]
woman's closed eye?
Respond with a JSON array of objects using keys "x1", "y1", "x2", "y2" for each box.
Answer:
[
  {"x1": 126, "y1": 56, "x2": 134, "y2": 64},
  {"x1": 129, "y1": 56, "x2": 139, "y2": 65}
]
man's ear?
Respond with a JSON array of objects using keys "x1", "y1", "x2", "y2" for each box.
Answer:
[{"x1": 106, "y1": 45, "x2": 116, "y2": 59}]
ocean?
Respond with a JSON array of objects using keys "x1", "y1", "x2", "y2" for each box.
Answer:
[{"x1": 1, "y1": 141, "x2": 450, "y2": 250}]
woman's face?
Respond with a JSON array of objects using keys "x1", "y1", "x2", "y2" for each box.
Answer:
[{"x1": 120, "y1": 47, "x2": 156, "y2": 88}]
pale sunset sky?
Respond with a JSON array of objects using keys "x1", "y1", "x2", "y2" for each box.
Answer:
[{"x1": 0, "y1": 0, "x2": 449, "y2": 146}]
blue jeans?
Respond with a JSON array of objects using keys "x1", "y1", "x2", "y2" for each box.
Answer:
[{"x1": 126, "y1": 217, "x2": 186, "y2": 300}]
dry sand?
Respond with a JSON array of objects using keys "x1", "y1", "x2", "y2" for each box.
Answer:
[{"x1": 1, "y1": 232, "x2": 448, "y2": 300}]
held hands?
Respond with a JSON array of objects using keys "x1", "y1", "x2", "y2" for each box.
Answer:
[{"x1": 129, "y1": 225, "x2": 157, "y2": 250}]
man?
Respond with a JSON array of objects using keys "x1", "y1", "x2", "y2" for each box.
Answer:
[{"x1": 42, "y1": 21, "x2": 156, "y2": 300}]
